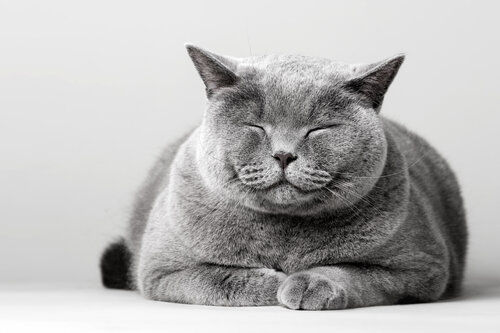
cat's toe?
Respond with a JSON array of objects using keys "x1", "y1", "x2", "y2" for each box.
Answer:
[
  {"x1": 277, "y1": 273, "x2": 309, "y2": 309},
  {"x1": 277, "y1": 272, "x2": 347, "y2": 310}
]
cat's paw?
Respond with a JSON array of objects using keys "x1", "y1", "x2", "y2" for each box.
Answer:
[
  {"x1": 255, "y1": 268, "x2": 287, "y2": 286},
  {"x1": 277, "y1": 272, "x2": 347, "y2": 310},
  {"x1": 249, "y1": 268, "x2": 287, "y2": 305}
]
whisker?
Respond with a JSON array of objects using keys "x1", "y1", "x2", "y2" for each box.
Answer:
[
  {"x1": 333, "y1": 183, "x2": 384, "y2": 216},
  {"x1": 324, "y1": 187, "x2": 363, "y2": 217},
  {"x1": 332, "y1": 139, "x2": 430, "y2": 181}
]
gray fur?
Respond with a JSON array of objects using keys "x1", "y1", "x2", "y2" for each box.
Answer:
[{"x1": 121, "y1": 45, "x2": 467, "y2": 309}]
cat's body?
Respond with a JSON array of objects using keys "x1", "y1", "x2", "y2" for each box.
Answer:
[{"x1": 101, "y1": 46, "x2": 466, "y2": 309}]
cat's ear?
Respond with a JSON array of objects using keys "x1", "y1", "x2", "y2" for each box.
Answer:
[
  {"x1": 344, "y1": 54, "x2": 405, "y2": 112},
  {"x1": 185, "y1": 44, "x2": 238, "y2": 97}
]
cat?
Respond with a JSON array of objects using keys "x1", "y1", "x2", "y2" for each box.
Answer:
[{"x1": 100, "y1": 45, "x2": 467, "y2": 310}]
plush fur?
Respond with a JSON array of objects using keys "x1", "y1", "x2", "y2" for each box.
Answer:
[{"x1": 100, "y1": 45, "x2": 467, "y2": 310}]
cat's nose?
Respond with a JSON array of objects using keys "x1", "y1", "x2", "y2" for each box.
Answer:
[{"x1": 272, "y1": 151, "x2": 297, "y2": 169}]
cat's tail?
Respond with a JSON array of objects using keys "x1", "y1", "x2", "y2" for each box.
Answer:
[{"x1": 100, "y1": 238, "x2": 133, "y2": 290}]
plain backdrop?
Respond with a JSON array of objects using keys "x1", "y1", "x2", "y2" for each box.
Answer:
[{"x1": 1, "y1": 0, "x2": 499, "y2": 290}]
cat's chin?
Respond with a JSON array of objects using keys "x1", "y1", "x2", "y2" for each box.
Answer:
[
  {"x1": 266, "y1": 182, "x2": 311, "y2": 201},
  {"x1": 248, "y1": 198, "x2": 327, "y2": 216},
  {"x1": 243, "y1": 182, "x2": 326, "y2": 215}
]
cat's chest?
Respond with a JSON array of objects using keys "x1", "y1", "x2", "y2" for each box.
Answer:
[{"x1": 177, "y1": 208, "x2": 352, "y2": 273}]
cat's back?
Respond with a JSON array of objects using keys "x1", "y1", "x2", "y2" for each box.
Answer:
[
  {"x1": 126, "y1": 129, "x2": 195, "y2": 254},
  {"x1": 382, "y1": 117, "x2": 463, "y2": 203},
  {"x1": 383, "y1": 117, "x2": 467, "y2": 295}
]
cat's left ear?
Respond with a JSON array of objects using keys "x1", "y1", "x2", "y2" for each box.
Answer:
[
  {"x1": 344, "y1": 54, "x2": 405, "y2": 112},
  {"x1": 185, "y1": 44, "x2": 238, "y2": 97}
]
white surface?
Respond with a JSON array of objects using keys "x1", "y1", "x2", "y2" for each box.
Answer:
[{"x1": 2, "y1": 281, "x2": 500, "y2": 333}]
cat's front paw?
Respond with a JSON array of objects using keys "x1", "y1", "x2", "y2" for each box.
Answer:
[
  {"x1": 248, "y1": 268, "x2": 287, "y2": 305},
  {"x1": 277, "y1": 272, "x2": 347, "y2": 310}
]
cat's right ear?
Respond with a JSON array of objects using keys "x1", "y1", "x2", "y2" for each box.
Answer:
[{"x1": 185, "y1": 44, "x2": 238, "y2": 97}]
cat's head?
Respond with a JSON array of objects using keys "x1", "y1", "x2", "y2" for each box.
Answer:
[{"x1": 187, "y1": 45, "x2": 404, "y2": 215}]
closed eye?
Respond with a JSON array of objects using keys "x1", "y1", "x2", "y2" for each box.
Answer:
[
  {"x1": 305, "y1": 124, "x2": 341, "y2": 137},
  {"x1": 245, "y1": 123, "x2": 266, "y2": 133}
]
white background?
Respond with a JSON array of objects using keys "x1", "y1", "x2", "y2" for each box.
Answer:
[{"x1": 1, "y1": 1, "x2": 499, "y2": 331}]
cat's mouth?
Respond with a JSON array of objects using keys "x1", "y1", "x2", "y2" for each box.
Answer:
[
  {"x1": 267, "y1": 179, "x2": 300, "y2": 190},
  {"x1": 234, "y1": 165, "x2": 336, "y2": 210},
  {"x1": 239, "y1": 172, "x2": 330, "y2": 194},
  {"x1": 276, "y1": 172, "x2": 334, "y2": 192},
  {"x1": 235, "y1": 174, "x2": 339, "y2": 214}
]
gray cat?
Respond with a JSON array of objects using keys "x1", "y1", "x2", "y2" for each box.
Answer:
[{"x1": 100, "y1": 45, "x2": 467, "y2": 310}]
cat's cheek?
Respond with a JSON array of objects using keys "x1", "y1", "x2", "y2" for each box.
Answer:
[
  {"x1": 231, "y1": 129, "x2": 265, "y2": 158},
  {"x1": 306, "y1": 135, "x2": 353, "y2": 171},
  {"x1": 307, "y1": 133, "x2": 343, "y2": 154}
]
